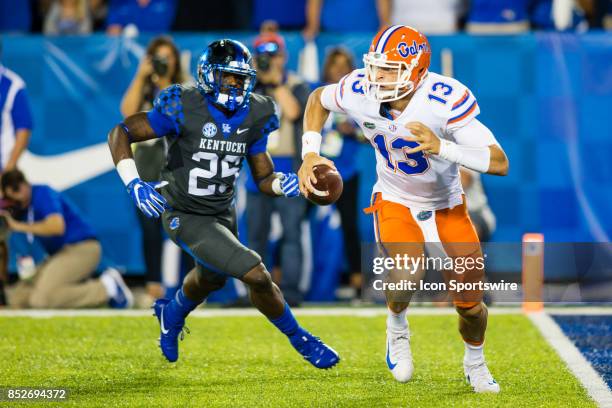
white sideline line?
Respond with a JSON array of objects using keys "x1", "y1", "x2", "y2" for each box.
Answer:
[
  {"x1": 529, "y1": 312, "x2": 612, "y2": 407},
  {"x1": 0, "y1": 307, "x2": 526, "y2": 318},
  {"x1": 544, "y1": 307, "x2": 612, "y2": 315},
  {"x1": 1, "y1": 306, "x2": 611, "y2": 318}
]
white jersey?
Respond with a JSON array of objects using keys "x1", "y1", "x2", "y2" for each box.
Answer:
[{"x1": 321, "y1": 69, "x2": 496, "y2": 211}]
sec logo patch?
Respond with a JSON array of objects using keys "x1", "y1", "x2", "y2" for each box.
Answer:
[{"x1": 202, "y1": 122, "x2": 217, "y2": 138}]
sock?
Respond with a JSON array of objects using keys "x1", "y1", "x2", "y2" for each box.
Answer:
[
  {"x1": 387, "y1": 308, "x2": 408, "y2": 331},
  {"x1": 464, "y1": 341, "x2": 485, "y2": 366},
  {"x1": 165, "y1": 288, "x2": 200, "y2": 322},
  {"x1": 100, "y1": 273, "x2": 118, "y2": 298},
  {"x1": 269, "y1": 303, "x2": 299, "y2": 337}
]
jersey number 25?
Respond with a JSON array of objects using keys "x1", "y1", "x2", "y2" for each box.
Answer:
[{"x1": 188, "y1": 152, "x2": 241, "y2": 196}]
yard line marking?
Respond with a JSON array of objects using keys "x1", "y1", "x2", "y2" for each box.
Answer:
[{"x1": 529, "y1": 312, "x2": 612, "y2": 407}]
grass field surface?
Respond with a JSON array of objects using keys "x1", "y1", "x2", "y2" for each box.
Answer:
[{"x1": 0, "y1": 313, "x2": 595, "y2": 407}]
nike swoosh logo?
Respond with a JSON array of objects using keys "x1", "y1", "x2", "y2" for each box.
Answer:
[
  {"x1": 236, "y1": 128, "x2": 249, "y2": 135},
  {"x1": 18, "y1": 143, "x2": 114, "y2": 192},
  {"x1": 160, "y1": 309, "x2": 169, "y2": 335},
  {"x1": 386, "y1": 340, "x2": 397, "y2": 370}
]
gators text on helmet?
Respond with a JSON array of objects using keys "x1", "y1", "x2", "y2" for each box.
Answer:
[{"x1": 363, "y1": 25, "x2": 432, "y2": 102}]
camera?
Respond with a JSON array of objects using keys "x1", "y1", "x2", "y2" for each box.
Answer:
[
  {"x1": 151, "y1": 55, "x2": 169, "y2": 76},
  {"x1": 255, "y1": 53, "x2": 271, "y2": 73}
]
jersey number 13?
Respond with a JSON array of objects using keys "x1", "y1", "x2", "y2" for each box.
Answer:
[{"x1": 373, "y1": 134, "x2": 430, "y2": 175}]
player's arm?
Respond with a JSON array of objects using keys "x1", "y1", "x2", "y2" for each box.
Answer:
[
  {"x1": 298, "y1": 86, "x2": 339, "y2": 195},
  {"x1": 403, "y1": 120, "x2": 509, "y2": 176},
  {"x1": 107, "y1": 111, "x2": 171, "y2": 218},
  {"x1": 247, "y1": 153, "x2": 299, "y2": 198},
  {"x1": 5, "y1": 88, "x2": 33, "y2": 171},
  {"x1": 108, "y1": 112, "x2": 158, "y2": 165},
  {"x1": 0, "y1": 212, "x2": 65, "y2": 236}
]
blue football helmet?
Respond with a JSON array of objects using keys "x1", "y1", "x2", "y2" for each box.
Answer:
[{"x1": 196, "y1": 39, "x2": 256, "y2": 112}]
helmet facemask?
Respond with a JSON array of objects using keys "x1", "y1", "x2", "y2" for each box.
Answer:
[
  {"x1": 363, "y1": 50, "x2": 423, "y2": 103},
  {"x1": 198, "y1": 61, "x2": 256, "y2": 112}
]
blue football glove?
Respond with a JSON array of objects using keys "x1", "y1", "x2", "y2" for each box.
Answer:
[
  {"x1": 126, "y1": 179, "x2": 168, "y2": 218},
  {"x1": 280, "y1": 173, "x2": 300, "y2": 197}
]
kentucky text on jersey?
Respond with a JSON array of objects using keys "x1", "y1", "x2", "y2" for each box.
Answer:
[{"x1": 199, "y1": 138, "x2": 248, "y2": 154}]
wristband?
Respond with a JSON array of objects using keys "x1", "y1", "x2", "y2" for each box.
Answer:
[
  {"x1": 301, "y1": 131, "x2": 322, "y2": 159},
  {"x1": 116, "y1": 158, "x2": 140, "y2": 186},
  {"x1": 438, "y1": 140, "x2": 491, "y2": 173}
]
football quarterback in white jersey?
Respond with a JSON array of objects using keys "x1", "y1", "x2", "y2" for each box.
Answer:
[{"x1": 298, "y1": 25, "x2": 509, "y2": 393}]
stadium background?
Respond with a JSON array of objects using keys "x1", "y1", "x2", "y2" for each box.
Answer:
[{"x1": 2, "y1": 31, "x2": 611, "y2": 300}]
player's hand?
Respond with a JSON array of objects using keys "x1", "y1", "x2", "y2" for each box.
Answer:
[
  {"x1": 126, "y1": 179, "x2": 168, "y2": 218},
  {"x1": 403, "y1": 122, "x2": 441, "y2": 155},
  {"x1": 0, "y1": 210, "x2": 19, "y2": 231},
  {"x1": 137, "y1": 57, "x2": 154, "y2": 79},
  {"x1": 298, "y1": 153, "x2": 336, "y2": 196},
  {"x1": 279, "y1": 173, "x2": 300, "y2": 198}
]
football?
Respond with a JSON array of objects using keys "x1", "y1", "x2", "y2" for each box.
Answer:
[{"x1": 306, "y1": 165, "x2": 343, "y2": 206}]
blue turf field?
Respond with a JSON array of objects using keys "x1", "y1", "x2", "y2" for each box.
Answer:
[{"x1": 553, "y1": 315, "x2": 612, "y2": 389}]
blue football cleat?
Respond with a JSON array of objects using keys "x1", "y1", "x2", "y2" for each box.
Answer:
[
  {"x1": 289, "y1": 328, "x2": 340, "y2": 369},
  {"x1": 152, "y1": 298, "x2": 189, "y2": 363}
]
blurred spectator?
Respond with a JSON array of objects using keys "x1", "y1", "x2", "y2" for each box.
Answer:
[
  {"x1": 304, "y1": 0, "x2": 379, "y2": 39},
  {"x1": 174, "y1": 0, "x2": 251, "y2": 30},
  {"x1": 319, "y1": 47, "x2": 365, "y2": 299},
  {"x1": 44, "y1": 0, "x2": 93, "y2": 35},
  {"x1": 245, "y1": 33, "x2": 310, "y2": 306},
  {"x1": 106, "y1": 0, "x2": 176, "y2": 35},
  {"x1": 89, "y1": 0, "x2": 109, "y2": 31},
  {"x1": 530, "y1": 0, "x2": 589, "y2": 30},
  {"x1": 0, "y1": 45, "x2": 32, "y2": 172},
  {"x1": 377, "y1": 0, "x2": 467, "y2": 34},
  {"x1": 0, "y1": 41, "x2": 32, "y2": 307},
  {"x1": 252, "y1": 0, "x2": 306, "y2": 30},
  {"x1": 460, "y1": 169, "x2": 496, "y2": 242},
  {"x1": 606, "y1": 0, "x2": 612, "y2": 28},
  {"x1": 120, "y1": 35, "x2": 187, "y2": 300},
  {"x1": 466, "y1": 0, "x2": 530, "y2": 33},
  {"x1": 1, "y1": 169, "x2": 133, "y2": 309},
  {"x1": 0, "y1": 0, "x2": 32, "y2": 33}
]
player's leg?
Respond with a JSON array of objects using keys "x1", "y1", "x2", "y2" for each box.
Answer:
[
  {"x1": 437, "y1": 199, "x2": 499, "y2": 393},
  {"x1": 153, "y1": 264, "x2": 227, "y2": 362},
  {"x1": 220, "y1": 208, "x2": 338, "y2": 369},
  {"x1": 153, "y1": 209, "x2": 232, "y2": 362},
  {"x1": 368, "y1": 193, "x2": 425, "y2": 382},
  {"x1": 160, "y1": 208, "x2": 339, "y2": 368},
  {"x1": 239, "y1": 262, "x2": 339, "y2": 368}
]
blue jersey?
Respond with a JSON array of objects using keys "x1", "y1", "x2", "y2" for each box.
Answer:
[
  {"x1": 0, "y1": 65, "x2": 33, "y2": 170},
  {"x1": 252, "y1": 0, "x2": 306, "y2": 29},
  {"x1": 106, "y1": 0, "x2": 177, "y2": 32},
  {"x1": 467, "y1": 0, "x2": 529, "y2": 24},
  {"x1": 321, "y1": 0, "x2": 379, "y2": 32},
  {"x1": 22, "y1": 185, "x2": 97, "y2": 255},
  {"x1": 0, "y1": 0, "x2": 31, "y2": 32},
  {"x1": 147, "y1": 85, "x2": 278, "y2": 215}
]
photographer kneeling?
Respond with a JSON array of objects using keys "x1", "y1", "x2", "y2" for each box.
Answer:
[{"x1": 1, "y1": 169, "x2": 132, "y2": 309}]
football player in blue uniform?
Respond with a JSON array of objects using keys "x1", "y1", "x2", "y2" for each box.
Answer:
[{"x1": 107, "y1": 39, "x2": 339, "y2": 368}]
